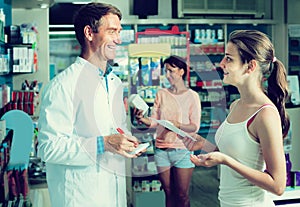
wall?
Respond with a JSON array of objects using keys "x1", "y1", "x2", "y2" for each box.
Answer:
[
  {"x1": 287, "y1": 107, "x2": 300, "y2": 171},
  {"x1": 288, "y1": 0, "x2": 300, "y2": 24},
  {"x1": 273, "y1": 0, "x2": 288, "y2": 66},
  {"x1": 92, "y1": 0, "x2": 172, "y2": 19},
  {"x1": 12, "y1": 8, "x2": 49, "y2": 90}
]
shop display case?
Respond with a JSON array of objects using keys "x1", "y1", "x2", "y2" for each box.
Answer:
[
  {"x1": 135, "y1": 25, "x2": 190, "y2": 83},
  {"x1": 123, "y1": 20, "x2": 300, "y2": 205},
  {"x1": 270, "y1": 107, "x2": 300, "y2": 204},
  {"x1": 0, "y1": 23, "x2": 39, "y2": 117},
  {"x1": 49, "y1": 35, "x2": 80, "y2": 77},
  {"x1": 288, "y1": 25, "x2": 300, "y2": 76},
  {"x1": 127, "y1": 43, "x2": 171, "y2": 207}
]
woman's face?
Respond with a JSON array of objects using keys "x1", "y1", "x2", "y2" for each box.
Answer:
[
  {"x1": 219, "y1": 42, "x2": 248, "y2": 86},
  {"x1": 164, "y1": 63, "x2": 184, "y2": 86},
  {"x1": 90, "y1": 13, "x2": 122, "y2": 61}
]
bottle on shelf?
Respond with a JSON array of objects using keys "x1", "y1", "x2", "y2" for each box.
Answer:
[{"x1": 194, "y1": 29, "x2": 201, "y2": 43}]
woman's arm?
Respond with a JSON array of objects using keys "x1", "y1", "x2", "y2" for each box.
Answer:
[{"x1": 193, "y1": 108, "x2": 286, "y2": 196}]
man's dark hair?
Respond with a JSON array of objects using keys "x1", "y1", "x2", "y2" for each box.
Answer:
[{"x1": 73, "y1": 2, "x2": 122, "y2": 48}]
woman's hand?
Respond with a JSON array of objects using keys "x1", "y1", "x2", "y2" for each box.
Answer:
[
  {"x1": 133, "y1": 107, "x2": 151, "y2": 126},
  {"x1": 133, "y1": 108, "x2": 144, "y2": 123},
  {"x1": 190, "y1": 152, "x2": 227, "y2": 167},
  {"x1": 182, "y1": 134, "x2": 202, "y2": 151}
]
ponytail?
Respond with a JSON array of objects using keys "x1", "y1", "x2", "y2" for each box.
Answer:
[{"x1": 267, "y1": 60, "x2": 290, "y2": 137}]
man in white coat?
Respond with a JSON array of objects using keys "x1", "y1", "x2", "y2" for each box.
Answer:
[{"x1": 38, "y1": 3, "x2": 140, "y2": 207}]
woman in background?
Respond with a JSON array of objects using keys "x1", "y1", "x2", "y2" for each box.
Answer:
[
  {"x1": 185, "y1": 30, "x2": 290, "y2": 207},
  {"x1": 135, "y1": 55, "x2": 201, "y2": 207}
]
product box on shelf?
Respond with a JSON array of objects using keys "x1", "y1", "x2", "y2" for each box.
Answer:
[
  {"x1": 127, "y1": 43, "x2": 170, "y2": 105},
  {"x1": 1, "y1": 90, "x2": 38, "y2": 116}
]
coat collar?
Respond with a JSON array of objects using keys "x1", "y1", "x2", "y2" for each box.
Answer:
[{"x1": 75, "y1": 57, "x2": 113, "y2": 77}]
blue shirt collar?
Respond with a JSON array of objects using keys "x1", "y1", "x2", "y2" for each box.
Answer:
[{"x1": 98, "y1": 64, "x2": 113, "y2": 77}]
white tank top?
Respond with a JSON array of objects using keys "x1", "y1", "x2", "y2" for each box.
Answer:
[{"x1": 215, "y1": 104, "x2": 276, "y2": 207}]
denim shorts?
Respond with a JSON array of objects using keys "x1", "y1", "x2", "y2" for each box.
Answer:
[{"x1": 154, "y1": 148, "x2": 195, "y2": 168}]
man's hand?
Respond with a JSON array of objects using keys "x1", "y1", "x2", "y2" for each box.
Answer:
[{"x1": 104, "y1": 134, "x2": 142, "y2": 158}]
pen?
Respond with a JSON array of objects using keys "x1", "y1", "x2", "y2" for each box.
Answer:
[
  {"x1": 116, "y1": 128, "x2": 125, "y2": 134},
  {"x1": 117, "y1": 128, "x2": 138, "y2": 147}
]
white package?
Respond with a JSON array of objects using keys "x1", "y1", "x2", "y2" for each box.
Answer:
[{"x1": 128, "y1": 94, "x2": 149, "y2": 115}]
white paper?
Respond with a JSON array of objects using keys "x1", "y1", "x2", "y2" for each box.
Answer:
[
  {"x1": 150, "y1": 118, "x2": 196, "y2": 141},
  {"x1": 129, "y1": 142, "x2": 150, "y2": 154}
]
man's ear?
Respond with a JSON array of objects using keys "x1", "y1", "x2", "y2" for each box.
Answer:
[{"x1": 84, "y1": 25, "x2": 93, "y2": 41}]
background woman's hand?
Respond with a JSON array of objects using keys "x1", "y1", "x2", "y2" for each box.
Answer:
[
  {"x1": 182, "y1": 134, "x2": 203, "y2": 151},
  {"x1": 133, "y1": 107, "x2": 152, "y2": 126},
  {"x1": 133, "y1": 107, "x2": 144, "y2": 118},
  {"x1": 182, "y1": 134, "x2": 217, "y2": 153}
]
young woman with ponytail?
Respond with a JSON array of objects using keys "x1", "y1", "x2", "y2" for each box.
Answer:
[{"x1": 184, "y1": 30, "x2": 290, "y2": 207}]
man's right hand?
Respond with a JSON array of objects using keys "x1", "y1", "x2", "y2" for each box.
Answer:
[{"x1": 104, "y1": 134, "x2": 141, "y2": 158}]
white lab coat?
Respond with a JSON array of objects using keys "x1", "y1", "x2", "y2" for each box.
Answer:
[{"x1": 38, "y1": 57, "x2": 130, "y2": 207}]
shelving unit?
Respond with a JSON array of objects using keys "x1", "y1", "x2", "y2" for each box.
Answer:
[
  {"x1": 121, "y1": 18, "x2": 300, "y2": 206},
  {"x1": 0, "y1": 24, "x2": 39, "y2": 117},
  {"x1": 123, "y1": 16, "x2": 278, "y2": 173},
  {"x1": 135, "y1": 25, "x2": 190, "y2": 83},
  {"x1": 49, "y1": 37, "x2": 80, "y2": 76},
  {"x1": 0, "y1": 41, "x2": 9, "y2": 75},
  {"x1": 0, "y1": 0, "x2": 11, "y2": 85},
  {"x1": 127, "y1": 43, "x2": 171, "y2": 207},
  {"x1": 49, "y1": 19, "x2": 295, "y2": 206},
  {"x1": 187, "y1": 24, "x2": 227, "y2": 139},
  {"x1": 288, "y1": 25, "x2": 300, "y2": 76},
  {"x1": 6, "y1": 43, "x2": 38, "y2": 74}
]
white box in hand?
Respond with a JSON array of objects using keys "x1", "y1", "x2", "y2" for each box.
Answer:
[{"x1": 128, "y1": 94, "x2": 149, "y2": 115}]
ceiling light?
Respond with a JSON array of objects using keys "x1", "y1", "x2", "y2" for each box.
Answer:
[{"x1": 72, "y1": 2, "x2": 92, "y2": 4}]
